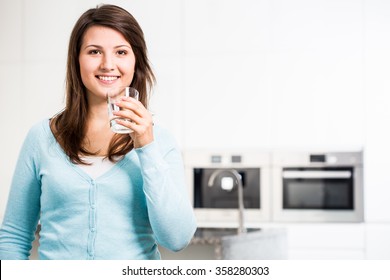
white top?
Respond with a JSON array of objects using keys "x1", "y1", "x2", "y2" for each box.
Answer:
[{"x1": 78, "y1": 156, "x2": 116, "y2": 179}]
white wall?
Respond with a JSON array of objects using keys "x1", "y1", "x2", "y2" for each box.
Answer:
[
  {"x1": 1, "y1": 0, "x2": 390, "y2": 257},
  {"x1": 183, "y1": 0, "x2": 364, "y2": 151},
  {"x1": 363, "y1": 0, "x2": 390, "y2": 223}
]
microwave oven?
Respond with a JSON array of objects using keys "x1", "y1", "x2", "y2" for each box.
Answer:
[{"x1": 271, "y1": 151, "x2": 364, "y2": 222}]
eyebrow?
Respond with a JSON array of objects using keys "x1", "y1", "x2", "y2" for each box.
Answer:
[{"x1": 83, "y1": 44, "x2": 132, "y2": 50}]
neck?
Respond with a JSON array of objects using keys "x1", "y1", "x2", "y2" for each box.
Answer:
[
  {"x1": 86, "y1": 103, "x2": 111, "y2": 133},
  {"x1": 83, "y1": 98, "x2": 114, "y2": 157},
  {"x1": 87, "y1": 95, "x2": 109, "y2": 121},
  {"x1": 88, "y1": 105, "x2": 109, "y2": 123}
]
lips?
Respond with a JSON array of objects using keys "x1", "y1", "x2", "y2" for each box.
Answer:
[{"x1": 96, "y1": 75, "x2": 120, "y2": 81}]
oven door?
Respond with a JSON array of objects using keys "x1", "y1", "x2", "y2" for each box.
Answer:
[
  {"x1": 194, "y1": 168, "x2": 261, "y2": 209},
  {"x1": 189, "y1": 167, "x2": 271, "y2": 227},
  {"x1": 272, "y1": 166, "x2": 363, "y2": 222},
  {"x1": 282, "y1": 167, "x2": 354, "y2": 210}
]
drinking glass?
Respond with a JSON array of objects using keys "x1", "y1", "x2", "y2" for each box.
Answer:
[{"x1": 107, "y1": 87, "x2": 139, "y2": 134}]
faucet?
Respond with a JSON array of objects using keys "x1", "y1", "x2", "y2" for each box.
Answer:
[{"x1": 207, "y1": 169, "x2": 247, "y2": 235}]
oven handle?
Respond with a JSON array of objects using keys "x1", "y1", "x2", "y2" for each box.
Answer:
[{"x1": 282, "y1": 170, "x2": 352, "y2": 179}]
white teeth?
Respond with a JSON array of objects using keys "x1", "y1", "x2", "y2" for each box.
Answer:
[{"x1": 98, "y1": 76, "x2": 118, "y2": 81}]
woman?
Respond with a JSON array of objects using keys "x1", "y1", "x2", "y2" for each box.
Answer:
[{"x1": 0, "y1": 4, "x2": 196, "y2": 260}]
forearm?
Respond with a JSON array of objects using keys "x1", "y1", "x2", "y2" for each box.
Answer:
[{"x1": 136, "y1": 141, "x2": 197, "y2": 251}]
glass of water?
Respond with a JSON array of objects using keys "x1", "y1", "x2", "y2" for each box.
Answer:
[{"x1": 107, "y1": 86, "x2": 139, "y2": 134}]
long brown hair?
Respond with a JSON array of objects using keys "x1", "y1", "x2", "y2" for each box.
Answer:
[{"x1": 51, "y1": 4, "x2": 155, "y2": 164}]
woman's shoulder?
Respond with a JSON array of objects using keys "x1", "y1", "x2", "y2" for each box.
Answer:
[
  {"x1": 16, "y1": 119, "x2": 53, "y2": 158},
  {"x1": 27, "y1": 118, "x2": 51, "y2": 136},
  {"x1": 24, "y1": 119, "x2": 52, "y2": 143}
]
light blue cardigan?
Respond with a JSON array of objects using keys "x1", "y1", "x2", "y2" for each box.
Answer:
[{"x1": 0, "y1": 119, "x2": 196, "y2": 259}]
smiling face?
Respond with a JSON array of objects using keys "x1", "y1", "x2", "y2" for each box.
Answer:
[{"x1": 79, "y1": 25, "x2": 136, "y2": 103}]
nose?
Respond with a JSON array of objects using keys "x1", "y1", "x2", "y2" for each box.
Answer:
[{"x1": 100, "y1": 53, "x2": 114, "y2": 71}]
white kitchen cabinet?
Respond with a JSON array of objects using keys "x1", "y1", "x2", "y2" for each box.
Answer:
[
  {"x1": 365, "y1": 224, "x2": 390, "y2": 260},
  {"x1": 269, "y1": 0, "x2": 364, "y2": 151},
  {"x1": 182, "y1": 0, "x2": 365, "y2": 151},
  {"x1": 182, "y1": 0, "x2": 273, "y2": 150},
  {"x1": 163, "y1": 223, "x2": 369, "y2": 260},
  {"x1": 289, "y1": 249, "x2": 365, "y2": 260},
  {"x1": 285, "y1": 223, "x2": 365, "y2": 259}
]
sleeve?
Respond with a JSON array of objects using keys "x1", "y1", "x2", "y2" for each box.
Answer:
[
  {"x1": 135, "y1": 128, "x2": 197, "y2": 252},
  {"x1": 0, "y1": 127, "x2": 42, "y2": 260}
]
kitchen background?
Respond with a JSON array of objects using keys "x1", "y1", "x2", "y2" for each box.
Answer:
[{"x1": 0, "y1": 0, "x2": 389, "y2": 259}]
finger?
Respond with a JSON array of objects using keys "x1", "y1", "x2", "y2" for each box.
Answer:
[
  {"x1": 115, "y1": 118, "x2": 137, "y2": 131},
  {"x1": 118, "y1": 97, "x2": 146, "y2": 116},
  {"x1": 113, "y1": 109, "x2": 153, "y2": 125},
  {"x1": 113, "y1": 110, "x2": 143, "y2": 125},
  {"x1": 116, "y1": 118, "x2": 151, "y2": 136}
]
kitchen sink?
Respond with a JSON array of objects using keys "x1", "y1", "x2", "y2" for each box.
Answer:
[
  {"x1": 194, "y1": 227, "x2": 259, "y2": 238},
  {"x1": 192, "y1": 227, "x2": 288, "y2": 260},
  {"x1": 190, "y1": 169, "x2": 288, "y2": 259}
]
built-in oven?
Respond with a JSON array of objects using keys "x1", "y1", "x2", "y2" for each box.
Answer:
[
  {"x1": 184, "y1": 150, "x2": 271, "y2": 228},
  {"x1": 272, "y1": 151, "x2": 364, "y2": 222}
]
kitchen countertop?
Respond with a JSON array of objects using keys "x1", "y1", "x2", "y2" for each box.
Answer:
[
  {"x1": 190, "y1": 227, "x2": 288, "y2": 260},
  {"x1": 190, "y1": 227, "x2": 262, "y2": 259}
]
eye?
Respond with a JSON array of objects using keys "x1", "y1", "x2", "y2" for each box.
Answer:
[
  {"x1": 117, "y1": 50, "x2": 128, "y2": 56},
  {"x1": 88, "y1": 49, "x2": 101, "y2": 55}
]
